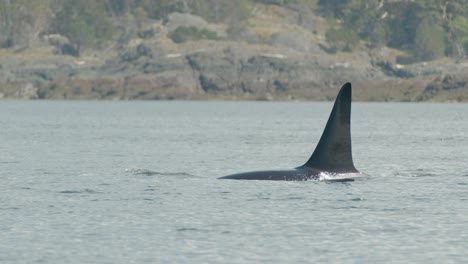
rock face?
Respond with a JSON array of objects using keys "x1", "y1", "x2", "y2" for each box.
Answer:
[
  {"x1": 418, "y1": 74, "x2": 468, "y2": 102},
  {"x1": 1, "y1": 6, "x2": 468, "y2": 101},
  {"x1": 165, "y1": 13, "x2": 209, "y2": 32}
]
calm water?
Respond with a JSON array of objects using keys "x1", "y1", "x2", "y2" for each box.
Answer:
[{"x1": 1, "y1": 101, "x2": 467, "y2": 263}]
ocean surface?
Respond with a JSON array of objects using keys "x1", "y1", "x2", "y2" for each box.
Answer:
[{"x1": 1, "y1": 101, "x2": 468, "y2": 263}]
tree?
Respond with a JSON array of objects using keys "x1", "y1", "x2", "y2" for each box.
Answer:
[
  {"x1": 448, "y1": 16, "x2": 468, "y2": 59},
  {"x1": 413, "y1": 17, "x2": 446, "y2": 61},
  {"x1": 53, "y1": 0, "x2": 113, "y2": 55},
  {"x1": 0, "y1": 0, "x2": 53, "y2": 48},
  {"x1": 384, "y1": 1, "x2": 424, "y2": 49},
  {"x1": 105, "y1": 0, "x2": 130, "y2": 16},
  {"x1": 342, "y1": 0, "x2": 386, "y2": 44},
  {"x1": 444, "y1": 1, "x2": 468, "y2": 59},
  {"x1": 317, "y1": 0, "x2": 350, "y2": 18}
]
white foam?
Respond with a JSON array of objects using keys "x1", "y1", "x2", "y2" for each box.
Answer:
[{"x1": 318, "y1": 172, "x2": 368, "y2": 181}]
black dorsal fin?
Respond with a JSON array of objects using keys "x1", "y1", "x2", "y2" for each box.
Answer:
[{"x1": 304, "y1": 83, "x2": 358, "y2": 173}]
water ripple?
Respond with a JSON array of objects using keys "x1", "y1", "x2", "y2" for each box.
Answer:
[
  {"x1": 176, "y1": 227, "x2": 203, "y2": 232},
  {"x1": 289, "y1": 196, "x2": 304, "y2": 200},
  {"x1": 0, "y1": 207, "x2": 20, "y2": 210},
  {"x1": 126, "y1": 168, "x2": 197, "y2": 178},
  {"x1": 395, "y1": 170, "x2": 440, "y2": 178},
  {"x1": 59, "y1": 189, "x2": 101, "y2": 194},
  {"x1": 0, "y1": 161, "x2": 20, "y2": 164}
]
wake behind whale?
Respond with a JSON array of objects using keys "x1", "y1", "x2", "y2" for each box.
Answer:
[{"x1": 219, "y1": 82, "x2": 367, "y2": 181}]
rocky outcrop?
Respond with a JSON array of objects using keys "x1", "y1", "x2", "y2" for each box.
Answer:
[
  {"x1": 417, "y1": 74, "x2": 468, "y2": 102},
  {"x1": 1, "y1": 41, "x2": 468, "y2": 101}
]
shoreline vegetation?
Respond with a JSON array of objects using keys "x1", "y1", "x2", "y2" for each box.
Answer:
[{"x1": 1, "y1": 0, "x2": 468, "y2": 102}]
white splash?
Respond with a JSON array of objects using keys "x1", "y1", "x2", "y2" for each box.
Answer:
[{"x1": 318, "y1": 172, "x2": 368, "y2": 181}]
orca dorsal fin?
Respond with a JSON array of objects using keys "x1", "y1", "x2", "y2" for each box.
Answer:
[{"x1": 304, "y1": 83, "x2": 358, "y2": 173}]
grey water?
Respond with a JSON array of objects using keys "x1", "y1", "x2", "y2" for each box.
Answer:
[{"x1": 1, "y1": 101, "x2": 467, "y2": 263}]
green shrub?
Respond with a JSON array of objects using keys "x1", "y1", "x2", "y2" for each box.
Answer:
[
  {"x1": 325, "y1": 27, "x2": 360, "y2": 52},
  {"x1": 169, "y1": 26, "x2": 219, "y2": 43},
  {"x1": 396, "y1": 54, "x2": 420, "y2": 65}
]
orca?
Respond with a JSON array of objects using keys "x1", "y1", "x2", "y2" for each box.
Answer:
[{"x1": 219, "y1": 82, "x2": 367, "y2": 181}]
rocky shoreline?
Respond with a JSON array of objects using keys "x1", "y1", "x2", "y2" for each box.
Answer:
[{"x1": 1, "y1": 10, "x2": 468, "y2": 102}]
